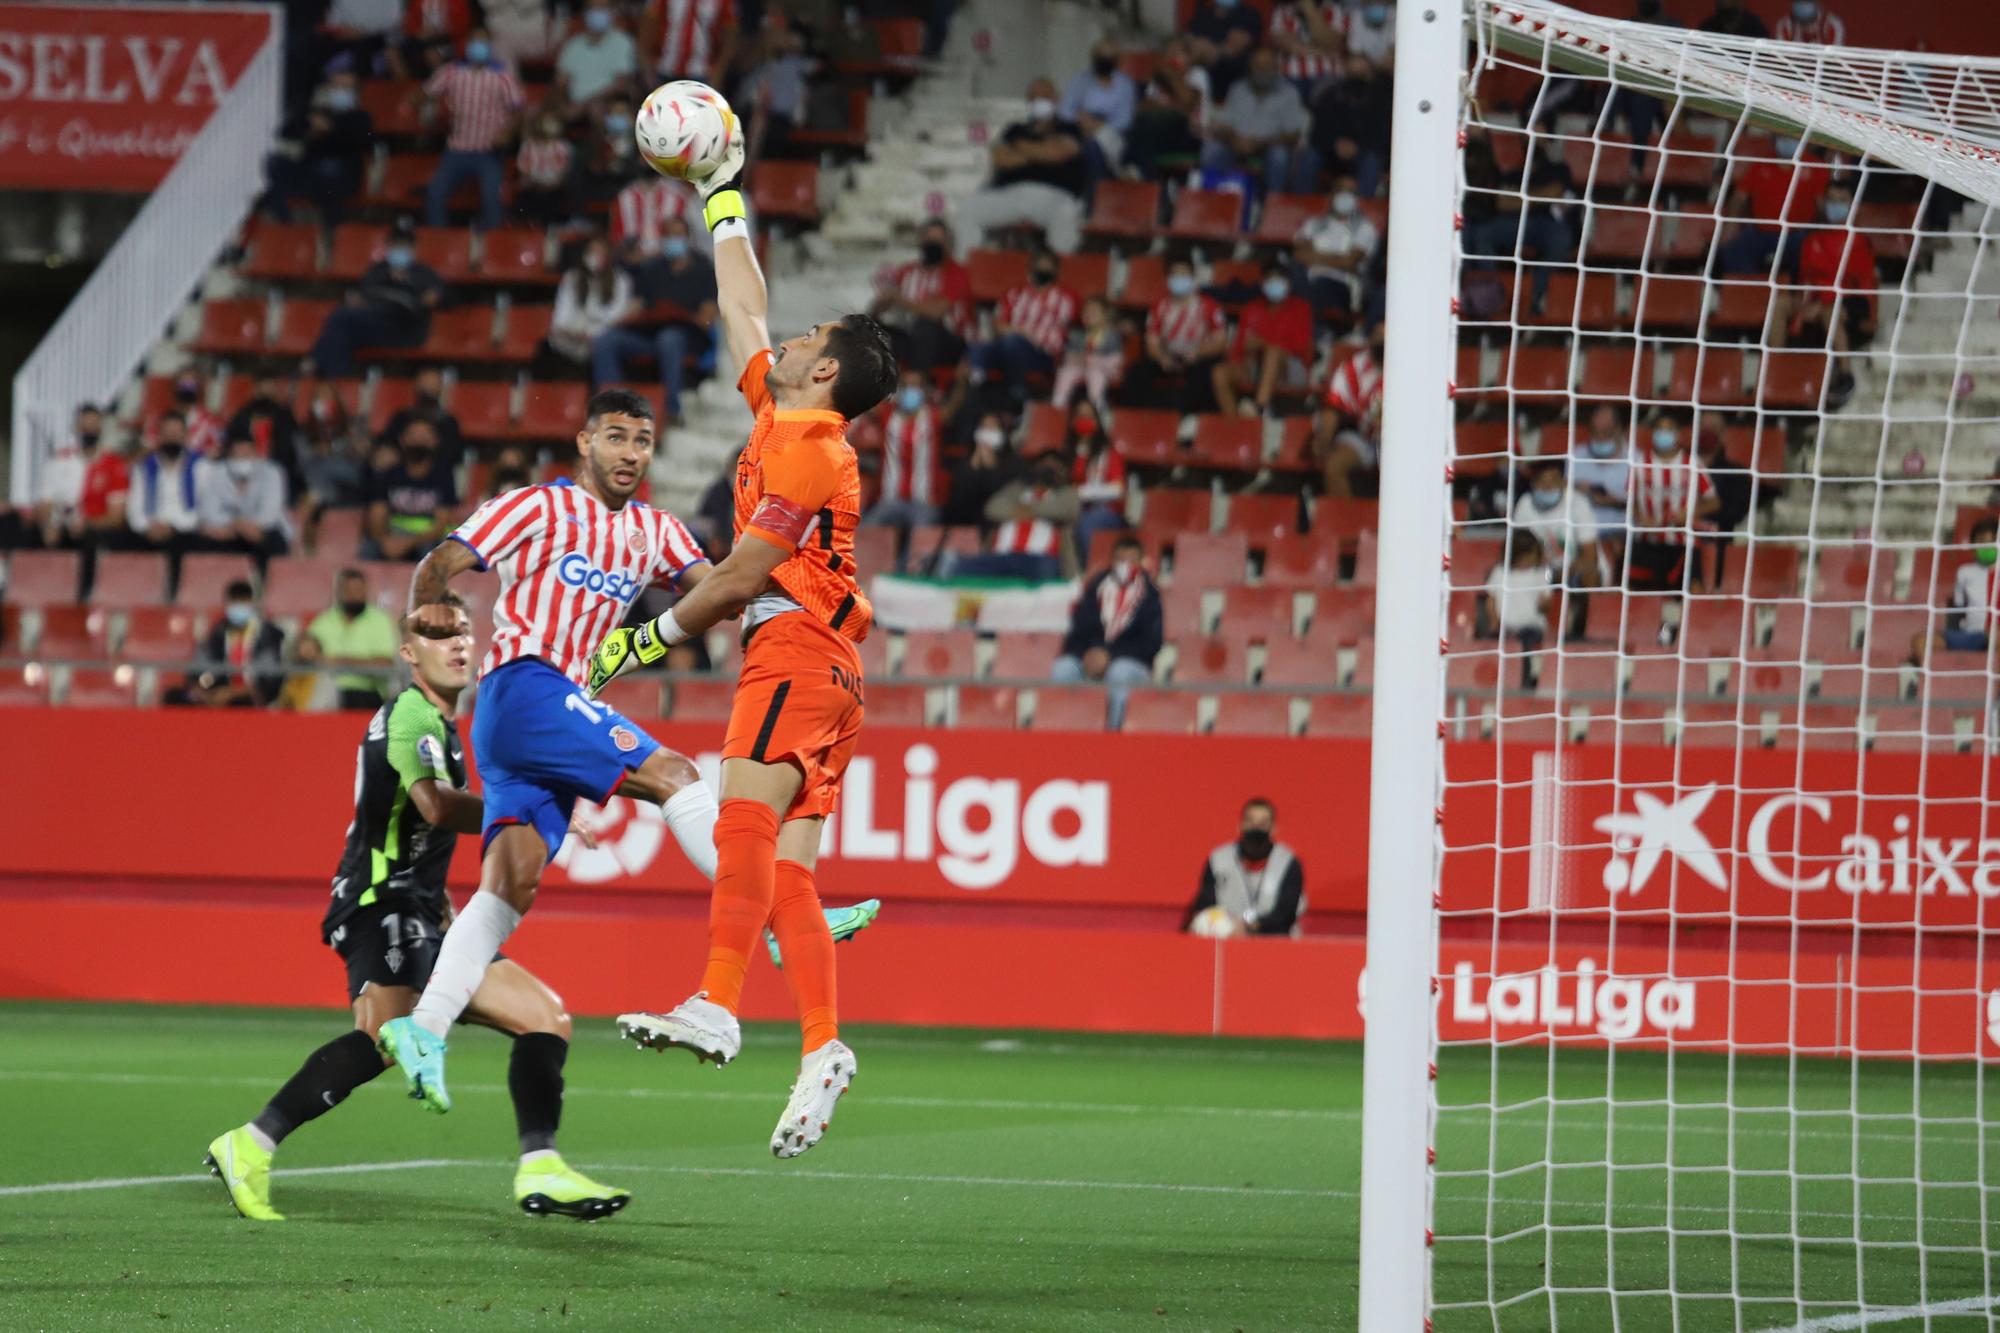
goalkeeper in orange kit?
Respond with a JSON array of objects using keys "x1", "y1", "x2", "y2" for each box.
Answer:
[{"x1": 585, "y1": 134, "x2": 899, "y2": 1158}]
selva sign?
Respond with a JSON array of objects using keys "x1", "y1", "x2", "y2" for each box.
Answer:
[{"x1": 0, "y1": 5, "x2": 272, "y2": 190}]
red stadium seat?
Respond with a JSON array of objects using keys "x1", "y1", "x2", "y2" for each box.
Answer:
[
  {"x1": 261, "y1": 558, "x2": 341, "y2": 618},
  {"x1": 667, "y1": 678, "x2": 736, "y2": 722},
  {"x1": 272, "y1": 299, "x2": 338, "y2": 357},
  {"x1": 1084, "y1": 180, "x2": 1160, "y2": 243},
  {"x1": 1207, "y1": 258, "x2": 1260, "y2": 292},
  {"x1": 412, "y1": 307, "x2": 500, "y2": 362},
  {"x1": 1261, "y1": 634, "x2": 1336, "y2": 686},
  {"x1": 1030, "y1": 685, "x2": 1109, "y2": 731},
  {"x1": 1168, "y1": 189, "x2": 1244, "y2": 245},
  {"x1": 955, "y1": 684, "x2": 1020, "y2": 729},
  {"x1": 1139, "y1": 487, "x2": 1211, "y2": 543},
  {"x1": 414, "y1": 226, "x2": 475, "y2": 283},
  {"x1": 1058, "y1": 251, "x2": 1111, "y2": 300},
  {"x1": 851, "y1": 526, "x2": 896, "y2": 580},
  {"x1": 514, "y1": 382, "x2": 589, "y2": 441},
  {"x1": 121, "y1": 607, "x2": 199, "y2": 664},
  {"x1": 1758, "y1": 351, "x2": 1829, "y2": 410},
  {"x1": 1169, "y1": 634, "x2": 1244, "y2": 685},
  {"x1": 176, "y1": 554, "x2": 255, "y2": 610},
  {"x1": 1501, "y1": 345, "x2": 1572, "y2": 397},
  {"x1": 1187, "y1": 414, "x2": 1262, "y2": 473},
  {"x1": 1520, "y1": 273, "x2": 1618, "y2": 329},
  {"x1": 242, "y1": 221, "x2": 321, "y2": 280},
  {"x1": 791, "y1": 87, "x2": 870, "y2": 152},
  {"x1": 1117, "y1": 254, "x2": 1166, "y2": 310},
  {"x1": 751, "y1": 160, "x2": 820, "y2": 223},
  {"x1": 87, "y1": 552, "x2": 167, "y2": 610},
  {"x1": 967, "y1": 248, "x2": 1029, "y2": 305},
  {"x1": 1171, "y1": 533, "x2": 1248, "y2": 587},
  {"x1": 326, "y1": 223, "x2": 390, "y2": 282},
  {"x1": 868, "y1": 682, "x2": 929, "y2": 727},
  {"x1": 367, "y1": 153, "x2": 439, "y2": 208},
  {"x1": 1709, "y1": 280, "x2": 1770, "y2": 332},
  {"x1": 35, "y1": 605, "x2": 110, "y2": 661},
  {"x1": 1578, "y1": 341, "x2": 1656, "y2": 399},
  {"x1": 63, "y1": 665, "x2": 138, "y2": 708},
  {"x1": 1666, "y1": 346, "x2": 1748, "y2": 407},
  {"x1": 452, "y1": 382, "x2": 517, "y2": 440},
  {"x1": 1020, "y1": 401, "x2": 1068, "y2": 456},
  {"x1": 1212, "y1": 692, "x2": 1294, "y2": 736},
  {"x1": 480, "y1": 227, "x2": 555, "y2": 284},
  {"x1": 367, "y1": 377, "x2": 418, "y2": 436},
  {"x1": 990, "y1": 631, "x2": 1064, "y2": 680},
  {"x1": 313, "y1": 509, "x2": 365, "y2": 561},
  {"x1": 1224, "y1": 493, "x2": 1304, "y2": 545},
  {"x1": 492, "y1": 305, "x2": 549, "y2": 363},
  {"x1": 898, "y1": 628, "x2": 977, "y2": 680},
  {"x1": 1635, "y1": 275, "x2": 1706, "y2": 331},
  {"x1": 1253, "y1": 192, "x2": 1328, "y2": 247},
  {"x1": 191, "y1": 299, "x2": 269, "y2": 356},
  {"x1": 1583, "y1": 209, "x2": 1655, "y2": 265},
  {"x1": 0, "y1": 662, "x2": 50, "y2": 706},
  {"x1": 596, "y1": 678, "x2": 664, "y2": 719},
  {"x1": 1659, "y1": 210, "x2": 1717, "y2": 265},
  {"x1": 1161, "y1": 582, "x2": 1207, "y2": 638},
  {"x1": 1110, "y1": 408, "x2": 1183, "y2": 469},
  {"x1": 1304, "y1": 693, "x2": 1371, "y2": 736},
  {"x1": 1120, "y1": 688, "x2": 1200, "y2": 734},
  {"x1": 1219, "y1": 584, "x2": 1299, "y2": 639},
  {"x1": 1262, "y1": 533, "x2": 1341, "y2": 589}
]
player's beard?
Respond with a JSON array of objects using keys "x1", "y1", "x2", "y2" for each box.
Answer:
[{"x1": 585, "y1": 454, "x2": 642, "y2": 503}]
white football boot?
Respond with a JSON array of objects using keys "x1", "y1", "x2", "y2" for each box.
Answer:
[
  {"x1": 616, "y1": 992, "x2": 742, "y2": 1066},
  {"x1": 770, "y1": 1039, "x2": 857, "y2": 1158}
]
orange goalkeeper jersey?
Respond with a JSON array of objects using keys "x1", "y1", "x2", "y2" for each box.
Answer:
[{"x1": 733, "y1": 348, "x2": 873, "y2": 642}]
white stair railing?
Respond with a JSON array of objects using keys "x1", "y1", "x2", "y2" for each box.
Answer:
[{"x1": 9, "y1": 10, "x2": 282, "y2": 502}]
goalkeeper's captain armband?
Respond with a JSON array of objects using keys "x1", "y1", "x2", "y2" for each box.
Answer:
[{"x1": 704, "y1": 187, "x2": 748, "y2": 241}]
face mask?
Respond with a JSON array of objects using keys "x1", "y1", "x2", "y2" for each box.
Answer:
[
  {"x1": 1032, "y1": 266, "x2": 1057, "y2": 286},
  {"x1": 176, "y1": 382, "x2": 200, "y2": 404},
  {"x1": 1262, "y1": 277, "x2": 1290, "y2": 303},
  {"x1": 1167, "y1": 273, "x2": 1195, "y2": 297},
  {"x1": 324, "y1": 87, "x2": 357, "y2": 112},
  {"x1": 386, "y1": 245, "x2": 413, "y2": 269},
  {"x1": 1979, "y1": 546, "x2": 1999, "y2": 568},
  {"x1": 974, "y1": 427, "x2": 1004, "y2": 449},
  {"x1": 661, "y1": 237, "x2": 689, "y2": 260},
  {"x1": 159, "y1": 441, "x2": 186, "y2": 459},
  {"x1": 79, "y1": 430, "x2": 100, "y2": 448},
  {"x1": 1113, "y1": 557, "x2": 1137, "y2": 578},
  {"x1": 1363, "y1": 4, "x2": 1389, "y2": 25},
  {"x1": 227, "y1": 458, "x2": 257, "y2": 481},
  {"x1": 1792, "y1": 0, "x2": 1817, "y2": 19},
  {"x1": 585, "y1": 8, "x2": 612, "y2": 32},
  {"x1": 340, "y1": 598, "x2": 368, "y2": 618},
  {"x1": 1028, "y1": 98, "x2": 1058, "y2": 121},
  {"x1": 465, "y1": 40, "x2": 492, "y2": 64},
  {"x1": 919, "y1": 240, "x2": 946, "y2": 265},
  {"x1": 1237, "y1": 829, "x2": 1273, "y2": 860},
  {"x1": 1588, "y1": 437, "x2": 1619, "y2": 459},
  {"x1": 404, "y1": 445, "x2": 435, "y2": 464},
  {"x1": 1824, "y1": 201, "x2": 1851, "y2": 223},
  {"x1": 1531, "y1": 486, "x2": 1563, "y2": 511},
  {"x1": 1774, "y1": 135, "x2": 1800, "y2": 159},
  {"x1": 1653, "y1": 429, "x2": 1680, "y2": 454},
  {"x1": 225, "y1": 604, "x2": 253, "y2": 628},
  {"x1": 896, "y1": 386, "x2": 925, "y2": 413},
  {"x1": 1093, "y1": 55, "x2": 1116, "y2": 76},
  {"x1": 1071, "y1": 415, "x2": 1098, "y2": 438},
  {"x1": 1331, "y1": 191, "x2": 1358, "y2": 216}
]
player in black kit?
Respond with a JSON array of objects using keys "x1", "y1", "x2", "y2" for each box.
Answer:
[{"x1": 202, "y1": 592, "x2": 629, "y2": 1222}]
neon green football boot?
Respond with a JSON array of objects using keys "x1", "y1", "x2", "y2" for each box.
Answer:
[
  {"x1": 767, "y1": 898, "x2": 882, "y2": 969},
  {"x1": 514, "y1": 1155, "x2": 632, "y2": 1221},
  {"x1": 377, "y1": 1016, "x2": 452, "y2": 1113},
  {"x1": 204, "y1": 1126, "x2": 284, "y2": 1221}
]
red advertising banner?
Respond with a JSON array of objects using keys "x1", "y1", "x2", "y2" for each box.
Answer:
[{"x1": 0, "y1": 3, "x2": 274, "y2": 191}]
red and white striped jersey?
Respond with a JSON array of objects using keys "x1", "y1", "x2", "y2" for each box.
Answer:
[
  {"x1": 1324, "y1": 349, "x2": 1382, "y2": 424},
  {"x1": 647, "y1": 0, "x2": 734, "y2": 76},
  {"x1": 1145, "y1": 293, "x2": 1225, "y2": 360},
  {"x1": 998, "y1": 283, "x2": 1079, "y2": 357},
  {"x1": 1270, "y1": 2, "x2": 1346, "y2": 81},
  {"x1": 1073, "y1": 446, "x2": 1125, "y2": 506},
  {"x1": 881, "y1": 408, "x2": 939, "y2": 506},
  {"x1": 185, "y1": 406, "x2": 226, "y2": 456},
  {"x1": 450, "y1": 479, "x2": 706, "y2": 684},
  {"x1": 992, "y1": 515, "x2": 1060, "y2": 557},
  {"x1": 1772, "y1": 11, "x2": 1845, "y2": 44},
  {"x1": 611, "y1": 177, "x2": 695, "y2": 251},
  {"x1": 884, "y1": 259, "x2": 973, "y2": 338},
  {"x1": 425, "y1": 61, "x2": 523, "y2": 152},
  {"x1": 517, "y1": 136, "x2": 574, "y2": 188},
  {"x1": 1627, "y1": 450, "x2": 1714, "y2": 546}
]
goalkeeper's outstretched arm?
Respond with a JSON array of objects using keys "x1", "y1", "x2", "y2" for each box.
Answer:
[{"x1": 697, "y1": 135, "x2": 771, "y2": 375}]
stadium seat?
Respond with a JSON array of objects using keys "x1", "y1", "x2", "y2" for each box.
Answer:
[
  {"x1": 1635, "y1": 275, "x2": 1706, "y2": 331},
  {"x1": 790, "y1": 86, "x2": 870, "y2": 152},
  {"x1": 1119, "y1": 688, "x2": 1200, "y2": 733},
  {"x1": 1029, "y1": 685, "x2": 1109, "y2": 731},
  {"x1": 176, "y1": 555, "x2": 255, "y2": 610},
  {"x1": 596, "y1": 678, "x2": 664, "y2": 719},
  {"x1": 989, "y1": 630, "x2": 1064, "y2": 680},
  {"x1": 1578, "y1": 342, "x2": 1656, "y2": 399},
  {"x1": 1520, "y1": 273, "x2": 1618, "y2": 329},
  {"x1": 0, "y1": 663, "x2": 50, "y2": 706},
  {"x1": 1352, "y1": 530, "x2": 1378, "y2": 586},
  {"x1": 1666, "y1": 346, "x2": 1747, "y2": 406},
  {"x1": 272, "y1": 299, "x2": 338, "y2": 357},
  {"x1": 493, "y1": 305, "x2": 550, "y2": 363},
  {"x1": 1212, "y1": 692, "x2": 1294, "y2": 736},
  {"x1": 1171, "y1": 532, "x2": 1248, "y2": 587},
  {"x1": 452, "y1": 382, "x2": 517, "y2": 441},
  {"x1": 1117, "y1": 253, "x2": 1166, "y2": 310},
  {"x1": 1058, "y1": 251, "x2": 1110, "y2": 300},
  {"x1": 1161, "y1": 582, "x2": 1207, "y2": 638},
  {"x1": 366, "y1": 153, "x2": 439, "y2": 208},
  {"x1": 1220, "y1": 584, "x2": 1301, "y2": 640},
  {"x1": 1084, "y1": 180, "x2": 1160, "y2": 244},
  {"x1": 1758, "y1": 351, "x2": 1829, "y2": 410},
  {"x1": 1224, "y1": 493, "x2": 1304, "y2": 545},
  {"x1": 121, "y1": 607, "x2": 199, "y2": 664},
  {"x1": 359, "y1": 561, "x2": 415, "y2": 614},
  {"x1": 667, "y1": 678, "x2": 736, "y2": 722},
  {"x1": 1262, "y1": 533, "x2": 1341, "y2": 589},
  {"x1": 954, "y1": 684, "x2": 1020, "y2": 729},
  {"x1": 868, "y1": 682, "x2": 928, "y2": 727},
  {"x1": 514, "y1": 382, "x2": 588, "y2": 441},
  {"x1": 1110, "y1": 408, "x2": 1183, "y2": 469},
  {"x1": 480, "y1": 227, "x2": 555, "y2": 284},
  {"x1": 1207, "y1": 258, "x2": 1260, "y2": 292},
  {"x1": 0, "y1": 604, "x2": 16, "y2": 654},
  {"x1": 1659, "y1": 210, "x2": 1717, "y2": 264},
  {"x1": 63, "y1": 665, "x2": 138, "y2": 708},
  {"x1": 314, "y1": 509, "x2": 365, "y2": 561},
  {"x1": 898, "y1": 628, "x2": 977, "y2": 680},
  {"x1": 415, "y1": 306, "x2": 501, "y2": 362},
  {"x1": 1261, "y1": 634, "x2": 1336, "y2": 687},
  {"x1": 1501, "y1": 345, "x2": 1573, "y2": 397},
  {"x1": 415, "y1": 226, "x2": 475, "y2": 283},
  {"x1": 265, "y1": 555, "x2": 335, "y2": 624},
  {"x1": 1583, "y1": 209, "x2": 1654, "y2": 265},
  {"x1": 1252, "y1": 192, "x2": 1328, "y2": 247},
  {"x1": 1020, "y1": 401, "x2": 1068, "y2": 456},
  {"x1": 326, "y1": 223, "x2": 390, "y2": 282},
  {"x1": 88, "y1": 552, "x2": 168, "y2": 610},
  {"x1": 367, "y1": 377, "x2": 418, "y2": 437},
  {"x1": 1451, "y1": 420, "x2": 1509, "y2": 479},
  {"x1": 1139, "y1": 487, "x2": 1211, "y2": 543},
  {"x1": 752, "y1": 160, "x2": 820, "y2": 223},
  {"x1": 191, "y1": 299, "x2": 269, "y2": 356},
  {"x1": 1305, "y1": 693, "x2": 1371, "y2": 736},
  {"x1": 1168, "y1": 189, "x2": 1244, "y2": 245},
  {"x1": 242, "y1": 221, "x2": 321, "y2": 281},
  {"x1": 357, "y1": 79, "x2": 422, "y2": 136},
  {"x1": 35, "y1": 605, "x2": 110, "y2": 661},
  {"x1": 1187, "y1": 414, "x2": 1262, "y2": 473},
  {"x1": 1169, "y1": 634, "x2": 1244, "y2": 685},
  {"x1": 851, "y1": 526, "x2": 896, "y2": 579},
  {"x1": 1709, "y1": 280, "x2": 1770, "y2": 332},
  {"x1": 967, "y1": 248, "x2": 1030, "y2": 305}
]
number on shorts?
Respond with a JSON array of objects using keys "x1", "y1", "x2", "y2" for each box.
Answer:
[{"x1": 566, "y1": 692, "x2": 605, "y2": 725}]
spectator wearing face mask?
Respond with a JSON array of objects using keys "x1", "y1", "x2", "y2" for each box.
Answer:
[
  {"x1": 1186, "y1": 0, "x2": 1263, "y2": 102},
  {"x1": 224, "y1": 377, "x2": 305, "y2": 501},
  {"x1": 1202, "y1": 47, "x2": 1318, "y2": 195},
  {"x1": 607, "y1": 216, "x2": 719, "y2": 424},
  {"x1": 127, "y1": 411, "x2": 206, "y2": 555},
  {"x1": 169, "y1": 373, "x2": 226, "y2": 457},
  {"x1": 1067, "y1": 399, "x2": 1127, "y2": 561},
  {"x1": 379, "y1": 367, "x2": 465, "y2": 475},
  {"x1": 1183, "y1": 798, "x2": 1305, "y2": 938},
  {"x1": 1123, "y1": 64, "x2": 1205, "y2": 182},
  {"x1": 611, "y1": 167, "x2": 699, "y2": 257},
  {"x1": 514, "y1": 110, "x2": 578, "y2": 225},
  {"x1": 365, "y1": 419, "x2": 461, "y2": 561},
  {"x1": 1293, "y1": 181, "x2": 1380, "y2": 320},
  {"x1": 1779, "y1": 178, "x2": 1876, "y2": 402},
  {"x1": 944, "y1": 416, "x2": 1021, "y2": 531},
  {"x1": 1715, "y1": 132, "x2": 1828, "y2": 278},
  {"x1": 1626, "y1": 414, "x2": 1718, "y2": 600},
  {"x1": 1773, "y1": 0, "x2": 1845, "y2": 44},
  {"x1": 1911, "y1": 517, "x2": 2000, "y2": 666},
  {"x1": 956, "y1": 79, "x2": 1089, "y2": 255},
  {"x1": 1050, "y1": 296, "x2": 1125, "y2": 418},
  {"x1": 1569, "y1": 404, "x2": 1632, "y2": 568},
  {"x1": 580, "y1": 96, "x2": 644, "y2": 203},
  {"x1": 970, "y1": 249, "x2": 1078, "y2": 405},
  {"x1": 399, "y1": 0, "x2": 478, "y2": 78},
  {"x1": 864, "y1": 371, "x2": 943, "y2": 532},
  {"x1": 869, "y1": 219, "x2": 973, "y2": 376},
  {"x1": 1512, "y1": 459, "x2": 1601, "y2": 638},
  {"x1": 297, "y1": 567, "x2": 402, "y2": 710},
  {"x1": 1310, "y1": 54, "x2": 1393, "y2": 198},
  {"x1": 164, "y1": 580, "x2": 288, "y2": 709},
  {"x1": 198, "y1": 435, "x2": 291, "y2": 563},
  {"x1": 1312, "y1": 324, "x2": 1384, "y2": 498},
  {"x1": 422, "y1": 30, "x2": 523, "y2": 232},
  {"x1": 484, "y1": 444, "x2": 537, "y2": 501},
  {"x1": 1700, "y1": 0, "x2": 1769, "y2": 38},
  {"x1": 743, "y1": 24, "x2": 815, "y2": 163},
  {"x1": 262, "y1": 66, "x2": 374, "y2": 227},
  {"x1": 1052, "y1": 533, "x2": 1161, "y2": 728},
  {"x1": 298, "y1": 388, "x2": 366, "y2": 550},
  {"x1": 1060, "y1": 40, "x2": 1138, "y2": 183},
  {"x1": 1128, "y1": 258, "x2": 1227, "y2": 414},
  {"x1": 8, "y1": 403, "x2": 105, "y2": 552},
  {"x1": 552, "y1": 235, "x2": 638, "y2": 366},
  {"x1": 1268, "y1": 2, "x2": 1346, "y2": 95},
  {"x1": 1479, "y1": 530, "x2": 1554, "y2": 665},
  {"x1": 556, "y1": 0, "x2": 638, "y2": 110},
  {"x1": 1214, "y1": 262, "x2": 1315, "y2": 418},
  {"x1": 952, "y1": 452, "x2": 1080, "y2": 582},
  {"x1": 308, "y1": 217, "x2": 443, "y2": 377}
]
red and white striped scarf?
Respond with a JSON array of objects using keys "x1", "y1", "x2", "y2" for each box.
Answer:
[{"x1": 1097, "y1": 563, "x2": 1146, "y2": 644}]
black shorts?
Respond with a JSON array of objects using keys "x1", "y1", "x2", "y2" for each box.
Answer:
[
  {"x1": 329, "y1": 909, "x2": 443, "y2": 1003},
  {"x1": 1626, "y1": 539, "x2": 1690, "y2": 591}
]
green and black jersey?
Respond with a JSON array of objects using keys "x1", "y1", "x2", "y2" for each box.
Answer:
[{"x1": 322, "y1": 688, "x2": 467, "y2": 941}]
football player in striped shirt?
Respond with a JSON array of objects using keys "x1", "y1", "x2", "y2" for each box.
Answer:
[
  {"x1": 373, "y1": 385, "x2": 879, "y2": 1115},
  {"x1": 587, "y1": 134, "x2": 899, "y2": 1158}
]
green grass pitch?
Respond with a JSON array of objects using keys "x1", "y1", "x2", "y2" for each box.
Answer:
[{"x1": 1, "y1": 1002, "x2": 1991, "y2": 1330}]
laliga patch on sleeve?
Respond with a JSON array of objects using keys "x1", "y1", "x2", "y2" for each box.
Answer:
[
  {"x1": 748, "y1": 494, "x2": 815, "y2": 548},
  {"x1": 417, "y1": 733, "x2": 445, "y2": 773}
]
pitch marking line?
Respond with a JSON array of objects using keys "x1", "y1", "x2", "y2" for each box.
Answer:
[
  {"x1": 1760, "y1": 1293, "x2": 2000, "y2": 1331},
  {"x1": 0, "y1": 1159, "x2": 479, "y2": 1197}
]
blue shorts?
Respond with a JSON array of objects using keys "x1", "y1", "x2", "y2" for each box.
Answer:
[
  {"x1": 471, "y1": 658, "x2": 661, "y2": 863},
  {"x1": 1943, "y1": 627, "x2": 1989, "y2": 652}
]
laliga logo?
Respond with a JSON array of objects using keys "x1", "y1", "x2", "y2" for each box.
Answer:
[
  {"x1": 556, "y1": 552, "x2": 642, "y2": 602},
  {"x1": 555, "y1": 796, "x2": 665, "y2": 883},
  {"x1": 1594, "y1": 783, "x2": 1727, "y2": 895}
]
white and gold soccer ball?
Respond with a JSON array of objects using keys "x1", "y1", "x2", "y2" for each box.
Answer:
[
  {"x1": 635, "y1": 80, "x2": 739, "y2": 182},
  {"x1": 1189, "y1": 906, "x2": 1243, "y2": 939}
]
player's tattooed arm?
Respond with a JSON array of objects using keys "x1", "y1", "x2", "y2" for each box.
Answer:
[
  {"x1": 407, "y1": 539, "x2": 478, "y2": 637},
  {"x1": 408, "y1": 778, "x2": 485, "y2": 835}
]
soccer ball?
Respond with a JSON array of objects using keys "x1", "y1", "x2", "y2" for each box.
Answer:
[
  {"x1": 1189, "y1": 906, "x2": 1242, "y2": 939},
  {"x1": 635, "y1": 80, "x2": 738, "y2": 182}
]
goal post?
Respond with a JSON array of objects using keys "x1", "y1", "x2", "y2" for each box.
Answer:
[{"x1": 1360, "y1": 2, "x2": 2000, "y2": 1327}]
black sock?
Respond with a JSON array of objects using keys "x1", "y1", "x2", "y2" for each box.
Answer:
[
  {"x1": 252, "y1": 1030, "x2": 385, "y2": 1146},
  {"x1": 509, "y1": 1033, "x2": 568, "y2": 1155}
]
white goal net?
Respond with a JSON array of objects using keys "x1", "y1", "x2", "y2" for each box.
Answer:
[{"x1": 1365, "y1": 2, "x2": 2000, "y2": 1328}]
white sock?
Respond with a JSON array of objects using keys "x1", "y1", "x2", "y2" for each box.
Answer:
[
  {"x1": 662, "y1": 780, "x2": 719, "y2": 880},
  {"x1": 520, "y1": 1148, "x2": 560, "y2": 1165},
  {"x1": 244, "y1": 1123, "x2": 277, "y2": 1154},
  {"x1": 410, "y1": 892, "x2": 522, "y2": 1038}
]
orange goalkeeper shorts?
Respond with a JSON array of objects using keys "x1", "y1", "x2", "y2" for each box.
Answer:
[{"x1": 722, "y1": 612, "x2": 867, "y2": 821}]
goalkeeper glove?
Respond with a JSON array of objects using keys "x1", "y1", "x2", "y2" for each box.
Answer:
[
  {"x1": 699, "y1": 130, "x2": 748, "y2": 232},
  {"x1": 586, "y1": 622, "x2": 670, "y2": 698}
]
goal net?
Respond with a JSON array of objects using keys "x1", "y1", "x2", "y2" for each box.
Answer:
[{"x1": 1373, "y1": 2, "x2": 2000, "y2": 1327}]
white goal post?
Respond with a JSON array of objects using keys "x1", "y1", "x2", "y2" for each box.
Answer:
[{"x1": 1360, "y1": 2, "x2": 2000, "y2": 1328}]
